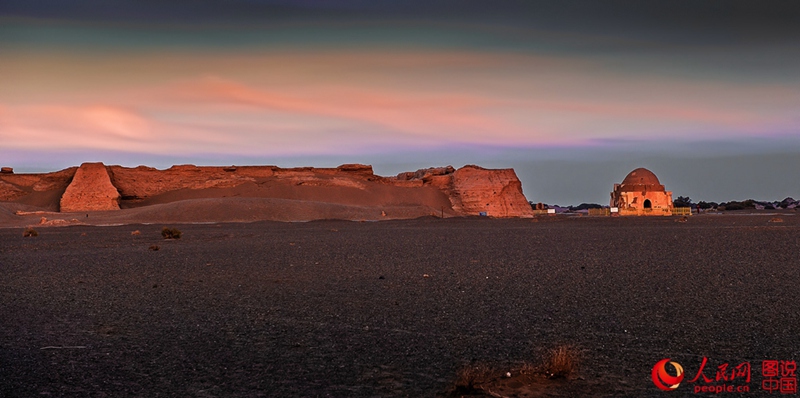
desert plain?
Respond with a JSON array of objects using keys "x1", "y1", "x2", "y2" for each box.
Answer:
[{"x1": 2, "y1": 213, "x2": 798, "y2": 397}]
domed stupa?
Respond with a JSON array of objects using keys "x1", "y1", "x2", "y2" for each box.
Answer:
[{"x1": 610, "y1": 168, "x2": 673, "y2": 215}]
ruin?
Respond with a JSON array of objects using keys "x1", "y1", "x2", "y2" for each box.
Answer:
[{"x1": 610, "y1": 168, "x2": 674, "y2": 216}]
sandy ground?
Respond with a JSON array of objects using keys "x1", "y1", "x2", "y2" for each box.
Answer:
[
  {"x1": 1, "y1": 214, "x2": 798, "y2": 397},
  {"x1": 1, "y1": 170, "x2": 456, "y2": 223},
  {"x1": 0, "y1": 197, "x2": 454, "y2": 228}
]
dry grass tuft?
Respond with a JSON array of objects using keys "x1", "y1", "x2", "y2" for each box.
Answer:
[
  {"x1": 519, "y1": 361, "x2": 538, "y2": 376},
  {"x1": 451, "y1": 362, "x2": 496, "y2": 395},
  {"x1": 23, "y1": 227, "x2": 38, "y2": 237},
  {"x1": 161, "y1": 227, "x2": 182, "y2": 239},
  {"x1": 541, "y1": 345, "x2": 580, "y2": 379},
  {"x1": 131, "y1": 230, "x2": 141, "y2": 235},
  {"x1": 149, "y1": 244, "x2": 160, "y2": 251},
  {"x1": 769, "y1": 217, "x2": 784, "y2": 223}
]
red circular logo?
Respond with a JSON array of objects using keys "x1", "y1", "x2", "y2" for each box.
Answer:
[{"x1": 652, "y1": 358, "x2": 684, "y2": 391}]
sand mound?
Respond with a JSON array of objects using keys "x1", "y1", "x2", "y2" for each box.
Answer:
[
  {"x1": 0, "y1": 204, "x2": 18, "y2": 224},
  {"x1": 66, "y1": 197, "x2": 445, "y2": 224},
  {"x1": 128, "y1": 180, "x2": 452, "y2": 210}
]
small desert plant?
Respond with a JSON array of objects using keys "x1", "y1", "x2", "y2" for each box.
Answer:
[
  {"x1": 149, "y1": 245, "x2": 160, "y2": 251},
  {"x1": 541, "y1": 345, "x2": 580, "y2": 379},
  {"x1": 131, "y1": 230, "x2": 141, "y2": 235},
  {"x1": 519, "y1": 361, "x2": 538, "y2": 376},
  {"x1": 161, "y1": 227, "x2": 181, "y2": 239},
  {"x1": 23, "y1": 227, "x2": 38, "y2": 237},
  {"x1": 451, "y1": 362, "x2": 495, "y2": 395}
]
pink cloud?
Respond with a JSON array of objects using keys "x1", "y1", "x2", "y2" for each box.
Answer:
[
  {"x1": 2, "y1": 47, "x2": 797, "y2": 157},
  {"x1": 152, "y1": 76, "x2": 531, "y2": 143},
  {"x1": 526, "y1": 98, "x2": 761, "y2": 128},
  {"x1": 0, "y1": 104, "x2": 226, "y2": 154}
]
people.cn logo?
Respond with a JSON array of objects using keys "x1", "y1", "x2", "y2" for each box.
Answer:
[{"x1": 652, "y1": 359, "x2": 685, "y2": 391}]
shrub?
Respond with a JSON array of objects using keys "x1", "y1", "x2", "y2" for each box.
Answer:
[
  {"x1": 161, "y1": 227, "x2": 182, "y2": 239},
  {"x1": 673, "y1": 196, "x2": 692, "y2": 207},
  {"x1": 719, "y1": 200, "x2": 758, "y2": 211},
  {"x1": 720, "y1": 202, "x2": 743, "y2": 211},
  {"x1": 697, "y1": 201, "x2": 717, "y2": 209},
  {"x1": 23, "y1": 227, "x2": 38, "y2": 237},
  {"x1": 569, "y1": 203, "x2": 603, "y2": 211},
  {"x1": 541, "y1": 345, "x2": 580, "y2": 379},
  {"x1": 451, "y1": 363, "x2": 495, "y2": 395}
]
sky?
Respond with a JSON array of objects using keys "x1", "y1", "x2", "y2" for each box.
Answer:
[{"x1": 1, "y1": 0, "x2": 799, "y2": 205}]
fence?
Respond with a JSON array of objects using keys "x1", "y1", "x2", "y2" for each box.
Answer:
[
  {"x1": 673, "y1": 207, "x2": 692, "y2": 216},
  {"x1": 593, "y1": 207, "x2": 689, "y2": 216},
  {"x1": 588, "y1": 208, "x2": 611, "y2": 216}
]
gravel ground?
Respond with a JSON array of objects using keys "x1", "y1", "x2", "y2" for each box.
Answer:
[{"x1": 1, "y1": 214, "x2": 798, "y2": 397}]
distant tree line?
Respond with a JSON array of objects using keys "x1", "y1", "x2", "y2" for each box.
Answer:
[
  {"x1": 529, "y1": 197, "x2": 797, "y2": 212},
  {"x1": 528, "y1": 202, "x2": 603, "y2": 211},
  {"x1": 673, "y1": 196, "x2": 798, "y2": 211}
]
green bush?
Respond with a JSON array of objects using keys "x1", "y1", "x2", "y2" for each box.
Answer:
[{"x1": 161, "y1": 227, "x2": 182, "y2": 239}]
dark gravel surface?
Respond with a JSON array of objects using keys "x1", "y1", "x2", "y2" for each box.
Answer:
[{"x1": 1, "y1": 214, "x2": 799, "y2": 397}]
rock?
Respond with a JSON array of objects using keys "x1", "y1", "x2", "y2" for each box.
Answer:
[
  {"x1": 0, "y1": 167, "x2": 12, "y2": 174},
  {"x1": 0, "y1": 167, "x2": 77, "y2": 206},
  {"x1": 389, "y1": 165, "x2": 534, "y2": 217},
  {"x1": 337, "y1": 164, "x2": 374, "y2": 175},
  {"x1": 59, "y1": 162, "x2": 121, "y2": 212},
  {"x1": 412, "y1": 166, "x2": 455, "y2": 180},
  {"x1": 0, "y1": 180, "x2": 26, "y2": 201},
  {"x1": 393, "y1": 165, "x2": 533, "y2": 217},
  {"x1": 108, "y1": 165, "x2": 261, "y2": 200},
  {"x1": 449, "y1": 166, "x2": 534, "y2": 217},
  {"x1": 4, "y1": 162, "x2": 534, "y2": 219},
  {"x1": 395, "y1": 172, "x2": 415, "y2": 181},
  {"x1": 38, "y1": 218, "x2": 83, "y2": 226},
  {"x1": 168, "y1": 164, "x2": 201, "y2": 171}
]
